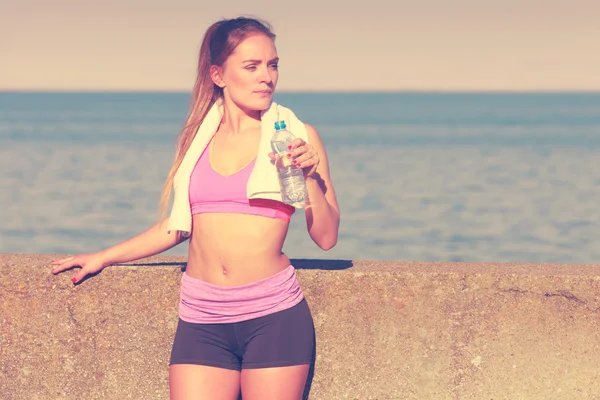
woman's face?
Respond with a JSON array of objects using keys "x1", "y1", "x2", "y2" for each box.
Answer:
[{"x1": 215, "y1": 33, "x2": 279, "y2": 112}]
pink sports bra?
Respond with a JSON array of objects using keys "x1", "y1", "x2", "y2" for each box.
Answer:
[{"x1": 189, "y1": 138, "x2": 295, "y2": 221}]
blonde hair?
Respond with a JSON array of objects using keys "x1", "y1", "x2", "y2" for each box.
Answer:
[{"x1": 159, "y1": 17, "x2": 276, "y2": 223}]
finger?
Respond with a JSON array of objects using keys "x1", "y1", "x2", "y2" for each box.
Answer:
[
  {"x1": 51, "y1": 260, "x2": 78, "y2": 274},
  {"x1": 268, "y1": 152, "x2": 276, "y2": 161},
  {"x1": 51, "y1": 256, "x2": 74, "y2": 265},
  {"x1": 295, "y1": 156, "x2": 318, "y2": 170},
  {"x1": 289, "y1": 138, "x2": 305, "y2": 150},
  {"x1": 72, "y1": 268, "x2": 89, "y2": 284},
  {"x1": 289, "y1": 145, "x2": 309, "y2": 158},
  {"x1": 292, "y1": 150, "x2": 317, "y2": 165}
]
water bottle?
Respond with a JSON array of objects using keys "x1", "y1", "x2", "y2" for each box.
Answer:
[{"x1": 270, "y1": 120, "x2": 308, "y2": 208}]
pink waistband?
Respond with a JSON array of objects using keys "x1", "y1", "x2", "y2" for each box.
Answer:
[{"x1": 178, "y1": 265, "x2": 304, "y2": 324}]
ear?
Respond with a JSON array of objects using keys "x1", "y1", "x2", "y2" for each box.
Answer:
[{"x1": 210, "y1": 65, "x2": 225, "y2": 88}]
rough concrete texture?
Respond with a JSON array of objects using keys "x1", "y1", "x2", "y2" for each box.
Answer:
[{"x1": 2, "y1": 253, "x2": 600, "y2": 399}]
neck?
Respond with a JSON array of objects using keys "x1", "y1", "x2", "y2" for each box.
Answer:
[{"x1": 220, "y1": 96, "x2": 262, "y2": 135}]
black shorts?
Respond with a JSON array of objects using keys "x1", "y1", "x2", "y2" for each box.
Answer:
[{"x1": 169, "y1": 298, "x2": 315, "y2": 371}]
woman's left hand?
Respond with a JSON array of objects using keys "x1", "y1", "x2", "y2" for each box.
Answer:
[{"x1": 269, "y1": 138, "x2": 320, "y2": 179}]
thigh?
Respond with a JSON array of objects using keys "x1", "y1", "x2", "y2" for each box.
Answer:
[
  {"x1": 239, "y1": 299, "x2": 316, "y2": 370},
  {"x1": 238, "y1": 299, "x2": 315, "y2": 400},
  {"x1": 170, "y1": 318, "x2": 242, "y2": 371},
  {"x1": 241, "y1": 364, "x2": 310, "y2": 400},
  {"x1": 169, "y1": 364, "x2": 241, "y2": 400}
]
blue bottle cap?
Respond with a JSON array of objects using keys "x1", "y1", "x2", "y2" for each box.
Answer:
[{"x1": 274, "y1": 121, "x2": 281, "y2": 130}]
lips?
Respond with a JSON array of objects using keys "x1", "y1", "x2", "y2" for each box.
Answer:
[{"x1": 255, "y1": 90, "x2": 272, "y2": 95}]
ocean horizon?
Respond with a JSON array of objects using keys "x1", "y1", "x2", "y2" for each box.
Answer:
[{"x1": 1, "y1": 91, "x2": 599, "y2": 264}]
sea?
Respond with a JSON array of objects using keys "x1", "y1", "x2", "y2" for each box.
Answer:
[{"x1": 1, "y1": 92, "x2": 599, "y2": 264}]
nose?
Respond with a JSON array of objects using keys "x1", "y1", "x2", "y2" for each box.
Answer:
[{"x1": 259, "y1": 65, "x2": 273, "y2": 84}]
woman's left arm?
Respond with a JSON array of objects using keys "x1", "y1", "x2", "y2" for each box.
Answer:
[{"x1": 289, "y1": 123, "x2": 340, "y2": 250}]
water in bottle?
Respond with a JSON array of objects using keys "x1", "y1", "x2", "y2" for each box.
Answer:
[{"x1": 270, "y1": 120, "x2": 308, "y2": 208}]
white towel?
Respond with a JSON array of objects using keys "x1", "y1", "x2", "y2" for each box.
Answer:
[{"x1": 166, "y1": 98, "x2": 309, "y2": 237}]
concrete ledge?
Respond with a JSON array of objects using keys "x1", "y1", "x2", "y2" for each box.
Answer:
[{"x1": 2, "y1": 254, "x2": 600, "y2": 399}]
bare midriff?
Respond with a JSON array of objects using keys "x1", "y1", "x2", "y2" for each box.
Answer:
[{"x1": 186, "y1": 212, "x2": 292, "y2": 286}]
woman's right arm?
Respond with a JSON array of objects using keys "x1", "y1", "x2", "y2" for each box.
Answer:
[{"x1": 51, "y1": 219, "x2": 188, "y2": 283}]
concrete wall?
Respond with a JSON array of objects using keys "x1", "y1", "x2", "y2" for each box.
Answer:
[{"x1": 2, "y1": 253, "x2": 600, "y2": 399}]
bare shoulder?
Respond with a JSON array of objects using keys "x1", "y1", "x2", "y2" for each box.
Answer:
[{"x1": 304, "y1": 123, "x2": 325, "y2": 147}]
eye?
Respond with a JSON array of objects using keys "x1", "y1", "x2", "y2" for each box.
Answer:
[
  {"x1": 245, "y1": 65, "x2": 257, "y2": 70},
  {"x1": 270, "y1": 63, "x2": 279, "y2": 70}
]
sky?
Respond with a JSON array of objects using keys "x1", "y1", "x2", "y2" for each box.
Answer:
[{"x1": 2, "y1": 0, "x2": 600, "y2": 92}]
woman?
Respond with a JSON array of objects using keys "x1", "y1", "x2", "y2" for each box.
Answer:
[{"x1": 51, "y1": 16, "x2": 340, "y2": 400}]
